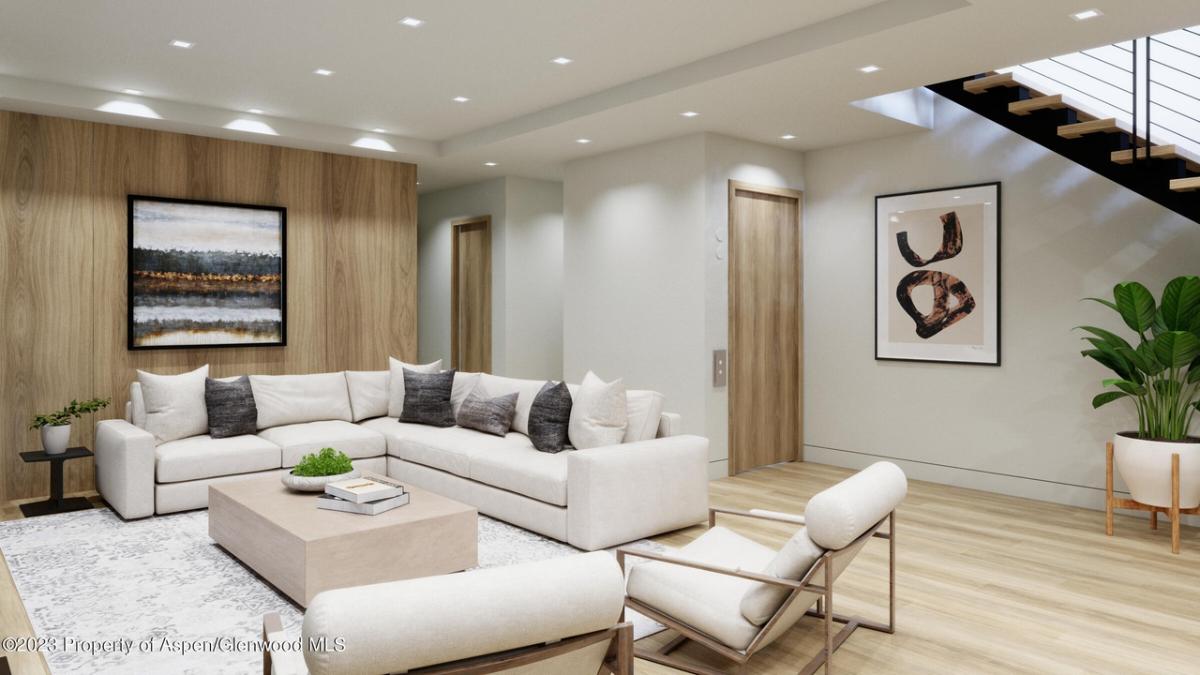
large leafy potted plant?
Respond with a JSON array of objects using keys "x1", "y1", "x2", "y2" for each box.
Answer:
[
  {"x1": 1080, "y1": 276, "x2": 1200, "y2": 509},
  {"x1": 29, "y1": 398, "x2": 111, "y2": 455}
]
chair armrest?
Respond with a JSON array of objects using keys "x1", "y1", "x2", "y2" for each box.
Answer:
[
  {"x1": 709, "y1": 506, "x2": 806, "y2": 527},
  {"x1": 94, "y1": 419, "x2": 156, "y2": 519},
  {"x1": 615, "y1": 547, "x2": 801, "y2": 589},
  {"x1": 656, "y1": 412, "x2": 683, "y2": 438},
  {"x1": 262, "y1": 613, "x2": 307, "y2": 675},
  {"x1": 567, "y1": 435, "x2": 709, "y2": 551}
]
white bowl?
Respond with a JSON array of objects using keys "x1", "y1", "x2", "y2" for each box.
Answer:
[{"x1": 280, "y1": 468, "x2": 360, "y2": 492}]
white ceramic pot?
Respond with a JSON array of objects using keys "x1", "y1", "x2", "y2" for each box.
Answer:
[
  {"x1": 40, "y1": 424, "x2": 71, "y2": 455},
  {"x1": 1113, "y1": 432, "x2": 1200, "y2": 509},
  {"x1": 280, "y1": 468, "x2": 359, "y2": 492}
]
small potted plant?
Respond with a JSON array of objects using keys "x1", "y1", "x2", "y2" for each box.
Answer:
[
  {"x1": 29, "y1": 398, "x2": 111, "y2": 455},
  {"x1": 1080, "y1": 276, "x2": 1200, "y2": 509},
  {"x1": 281, "y1": 447, "x2": 359, "y2": 492}
]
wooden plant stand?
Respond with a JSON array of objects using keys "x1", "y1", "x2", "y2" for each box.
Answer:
[{"x1": 1106, "y1": 441, "x2": 1199, "y2": 554}]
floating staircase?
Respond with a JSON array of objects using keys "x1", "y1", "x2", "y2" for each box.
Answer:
[{"x1": 927, "y1": 27, "x2": 1200, "y2": 223}]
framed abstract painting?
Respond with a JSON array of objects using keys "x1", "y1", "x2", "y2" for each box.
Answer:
[
  {"x1": 875, "y1": 182, "x2": 1000, "y2": 365},
  {"x1": 127, "y1": 195, "x2": 286, "y2": 350}
]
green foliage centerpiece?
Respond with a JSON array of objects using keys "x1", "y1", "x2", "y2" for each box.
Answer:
[{"x1": 281, "y1": 447, "x2": 359, "y2": 492}]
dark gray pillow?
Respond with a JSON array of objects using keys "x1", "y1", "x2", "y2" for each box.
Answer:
[
  {"x1": 456, "y1": 389, "x2": 518, "y2": 437},
  {"x1": 205, "y1": 376, "x2": 257, "y2": 439},
  {"x1": 528, "y1": 381, "x2": 572, "y2": 453},
  {"x1": 400, "y1": 368, "x2": 456, "y2": 427}
]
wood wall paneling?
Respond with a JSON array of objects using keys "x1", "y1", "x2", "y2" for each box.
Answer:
[{"x1": 0, "y1": 111, "x2": 417, "y2": 502}]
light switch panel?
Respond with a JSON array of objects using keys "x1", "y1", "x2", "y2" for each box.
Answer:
[{"x1": 713, "y1": 349, "x2": 727, "y2": 387}]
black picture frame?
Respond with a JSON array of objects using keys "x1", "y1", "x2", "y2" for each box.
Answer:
[
  {"x1": 127, "y1": 195, "x2": 287, "y2": 350},
  {"x1": 874, "y1": 181, "x2": 1001, "y2": 366}
]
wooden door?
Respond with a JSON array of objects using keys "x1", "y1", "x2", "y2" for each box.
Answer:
[
  {"x1": 728, "y1": 181, "x2": 803, "y2": 474},
  {"x1": 451, "y1": 216, "x2": 491, "y2": 372}
]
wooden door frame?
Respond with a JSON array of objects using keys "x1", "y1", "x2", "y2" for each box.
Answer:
[
  {"x1": 449, "y1": 215, "x2": 492, "y2": 371},
  {"x1": 727, "y1": 180, "x2": 804, "y2": 475}
]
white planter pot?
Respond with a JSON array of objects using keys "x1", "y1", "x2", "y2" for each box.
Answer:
[
  {"x1": 280, "y1": 468, "x2": 359, "y2": 492},
  {"x1": 1113, "y1": 432, "x2": 1200, "y2": 509},
  {"x1": 40, "y1": 424, "x2": 71, "y2": 455}
]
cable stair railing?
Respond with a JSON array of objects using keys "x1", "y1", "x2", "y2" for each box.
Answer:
[{"x1": 926, "y1": 25, "x2": 1200, "y2": 223}]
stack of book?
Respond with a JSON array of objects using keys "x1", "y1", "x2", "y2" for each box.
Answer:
[{"x1": 317, "y1": 475, "x2": 409, "y2": 515}]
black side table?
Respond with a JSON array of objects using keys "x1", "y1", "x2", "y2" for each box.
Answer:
[{"x1": 19, "y1": 447, "x2": 94, "y2": 517}]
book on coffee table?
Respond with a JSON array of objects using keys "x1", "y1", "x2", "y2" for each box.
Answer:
[
  {"x1": 325, "y1": 476, "x2": 405, "y2": 503},
  {"x1": 317, "y1": 492, "x2": 410, "y2": 515}
]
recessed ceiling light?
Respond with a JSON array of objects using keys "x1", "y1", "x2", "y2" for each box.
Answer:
[
  {"x1": 484, "y1": 161, "x2": 497, "y2": 167},
  {"x1": 224, "y1": 119, "x2": 278, "y2": 136},
  {"x1": 399, "y1": 16, "x2": 424, "y2": 27},
  {"x1": 984, "y1": 201, "x2": 994, "y2": 205},
  {"x1": 859, "y1": 65, "x2": 881, "y2": 74},
  {"x1": 552, "y1": 57, "x2": 573, "y2": 65},
  {"x1": 313, "y1": 68, "x2": 334, "y2": 77},
  {"x1": 780, "y1": 134, "x2": 796, "y2": 140},
  {"x1": 953, "y1": 195, "x2": 962, "y2": 199},
  {"x1": 1071, "y1": 8, "x2": 1102, "y2": 21},
  {"x1": 121, "y1": 88, "x2": 143, "y2": 96},
  {"x1": 246, "y1": 108, "x2": 265, "y2": 115},
  {"x1": 680, "y1": 111, "x2": 699, "y2": 118},
  {"x1": 352, "y1": 137, "x2": 396, "y2": 152},
  {"x1": 453, "y1": 96, "x2": 470, "y2": 103},
  {"x1": 576, "y1": 138, "x2": 591, "y2": 144},
  {"x1": 371, "y1": 128, "x2": 387, "y2": 133},
  {"x1": 169, "y1": 40, "x2": 194, "y2": 49},
  {"x1": 97, "y1": 100, "x2": 161, "y2": 119}
]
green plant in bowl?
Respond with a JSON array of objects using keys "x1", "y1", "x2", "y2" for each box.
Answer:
[{"x1": 292, "y1": 447, "x2": 353, "y2": 477}]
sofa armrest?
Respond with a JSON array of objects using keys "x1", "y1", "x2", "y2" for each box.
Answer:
[
  {"x1": 94, "y1": 419, "x2": 156, "y2": 519},
  {"x1": 656, "y1": 412, "x2": 682, "y2": 438},
  {"x1": 567, "y1": 435, "x2": 709, "y2": 551}
]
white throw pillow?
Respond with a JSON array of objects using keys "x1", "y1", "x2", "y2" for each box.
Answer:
[
  {"x1": 567, "y1": 371, "x2": 628, "y2": 449},
  {"x1": 137, "y1": 365, "x2": 210, "y2": 443},
  {"x1": 387, "y1": 357, "x2": 443, "y2": 417},
  {"x1": 623, "y1": 390, "x2": 665, "y2": 442},
  {"x1": 452, "y1": 372, "x2": 481, "y2": 418},
  {"x1": 740, "y1": 528, "x2": 824, "y2": 625},
  {"x1": 249, "y1": 372, "x2": 353, "y2": 429},
  {"x1": 345, "y1": 370, "x2": 389, "y2": 421}
]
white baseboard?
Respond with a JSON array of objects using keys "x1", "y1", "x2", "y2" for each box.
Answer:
[{"x1": 707, "y1": 459, "x2": 729, "y2": 480}]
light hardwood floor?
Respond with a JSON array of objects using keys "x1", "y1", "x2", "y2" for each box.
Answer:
[{"x1": 1, "y1": 463, "x2": 1197, "y2": 674}]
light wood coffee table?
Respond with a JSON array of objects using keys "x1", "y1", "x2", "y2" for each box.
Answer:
[{"x1": 208, "y1": 474, "x2": 477, "y2": 607}]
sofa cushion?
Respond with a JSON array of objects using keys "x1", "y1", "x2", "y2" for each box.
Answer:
[
  {"x1": 452, "y1": 372, "x2": 482, "y2": 418},
  {"x1": 469, "y1": 444, "x2": 569, "y2": 506},
  {"x1": 345, "y1": 370, "x2": 389, "y2": 421},
  {"x1": 529, "y1": 381, "x2": 572, "y2": 453},
  {"x1": 138, "y1": 365, "x2": 210, "y2": 443},
  {"x1": 155, "y1": 434, "x2": 281, "y2": 483},
  {"x1": 205, "y1": 376, "x2": 258, "y2": 439},
  {"x1": 387, "y1": 357, "x2": 442, "y2": 417},
  {"x1": 394, "y1": 427, "x2": 531, "y2": 478},
  {"x1": 479, "y1": 374, "x2": 548, "y2": 435},
  {"x1": 258, "y1": 420, "x2": 387, "y2": 468},
  {"x1": 249, "y1": 372, "x2": 353, "y2": 429},
  {"x1": 626, "y1": 526, "x2": 776, "y2": 651},
  {"x1": 624, "y1": 390, "x2": 665, "y2": 442},
  {"x1": 568, "y1": 371, "x2": 628, "y2": 450},
  {"x1": 399, "y1": 369, "x2": 457, "y2": 427},
  {"x1": 357, "y1": 417, "x2": 442, "y2": 454},
  {"x1": 456, "y1": 388, "x2": 519, "y2": 437}
]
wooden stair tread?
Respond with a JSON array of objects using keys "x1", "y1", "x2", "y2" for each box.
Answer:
[
  {"x1": 1170, "y1": 176, "x2": 1200, "y2": 192},
  {"x1": 1111, "y1": 145, "x2": 1180, "y2": 164},
  {"x1": 1058, "y1": 118, "x2": 1120, "y2": 139},
  {"x1": 1009, "y1": 94, "x2": 1065, "y2": 115},
  {"x1": 963, "y1": 73, "x2": 1016, "y2": 94}
]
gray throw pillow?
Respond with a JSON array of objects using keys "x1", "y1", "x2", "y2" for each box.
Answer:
[
  {"x1": 456, "y1": 389, "x2": 519, "y2": 437},
  {"x1": 205, "y1": 376, "x2": 257, "y2": 439},
  {"x1": 399, "y1": 368, "x2": 457, "y2": 427},
  {"x1": 528, "y1": 381, "x2": 573, "y2": 453}
]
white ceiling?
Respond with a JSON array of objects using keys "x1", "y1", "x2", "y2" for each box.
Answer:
[{"x1": 2, "y1": 0, "x2": 1199, "y2": 192}]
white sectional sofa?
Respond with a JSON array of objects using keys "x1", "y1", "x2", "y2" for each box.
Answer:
[{"x1": 95, "y1": 370, "x2": 709, "y2": 550}]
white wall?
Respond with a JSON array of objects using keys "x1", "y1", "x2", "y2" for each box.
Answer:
[
  {"x1": 417, "y1": 177, "x2": 564, "y2": 378},
  {"x1": 564, "y1": 133, "x2": 804, "y2": 477},
  {"x1": 802, "y1": 95, "x2": 1200, "y2": 511}
]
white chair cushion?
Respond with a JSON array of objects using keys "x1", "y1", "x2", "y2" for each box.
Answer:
[
  {"x1": 387, "y1": 357, "x2": 442, "y2": 417},
  {"x1": 739, "y1": 527, "x2": 824, "y2": 625},
  {"x1": 258, "y1": 420, "x2": 387, "y2": 468},
  {"x1": 477, "y1": 374, "x2": 547, "y2": 435},
  {"x1": 568, "y1": 371, "x2": 628, "y2": 449},
  {"x1": 345, "y1": 370, "x2": 389, "y2": 422},
  {"x1": 624, "y1": 390, "x2": 665, "y2": 442},
  {"x1": 469, "y1": 444, "x2": 568, "y2": 506},
  {"x1": 805, "y1": 462, "x2": 907, "y2": 550},
  {"x1": 627, "y1": 526, "x2": 775, "y2": 651},
  {"x1": 249, "y1": 372, "x2": 353, "y2": 429},
  {"x1": 155, "y1": 434, "x2": 281, "y2": 483},
  {"x1": 395, "y1": 427, "x2": 531, "y2": 478},
  {"x1": 137, "y1": 365, "x2": 209, "y2": 443}
]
